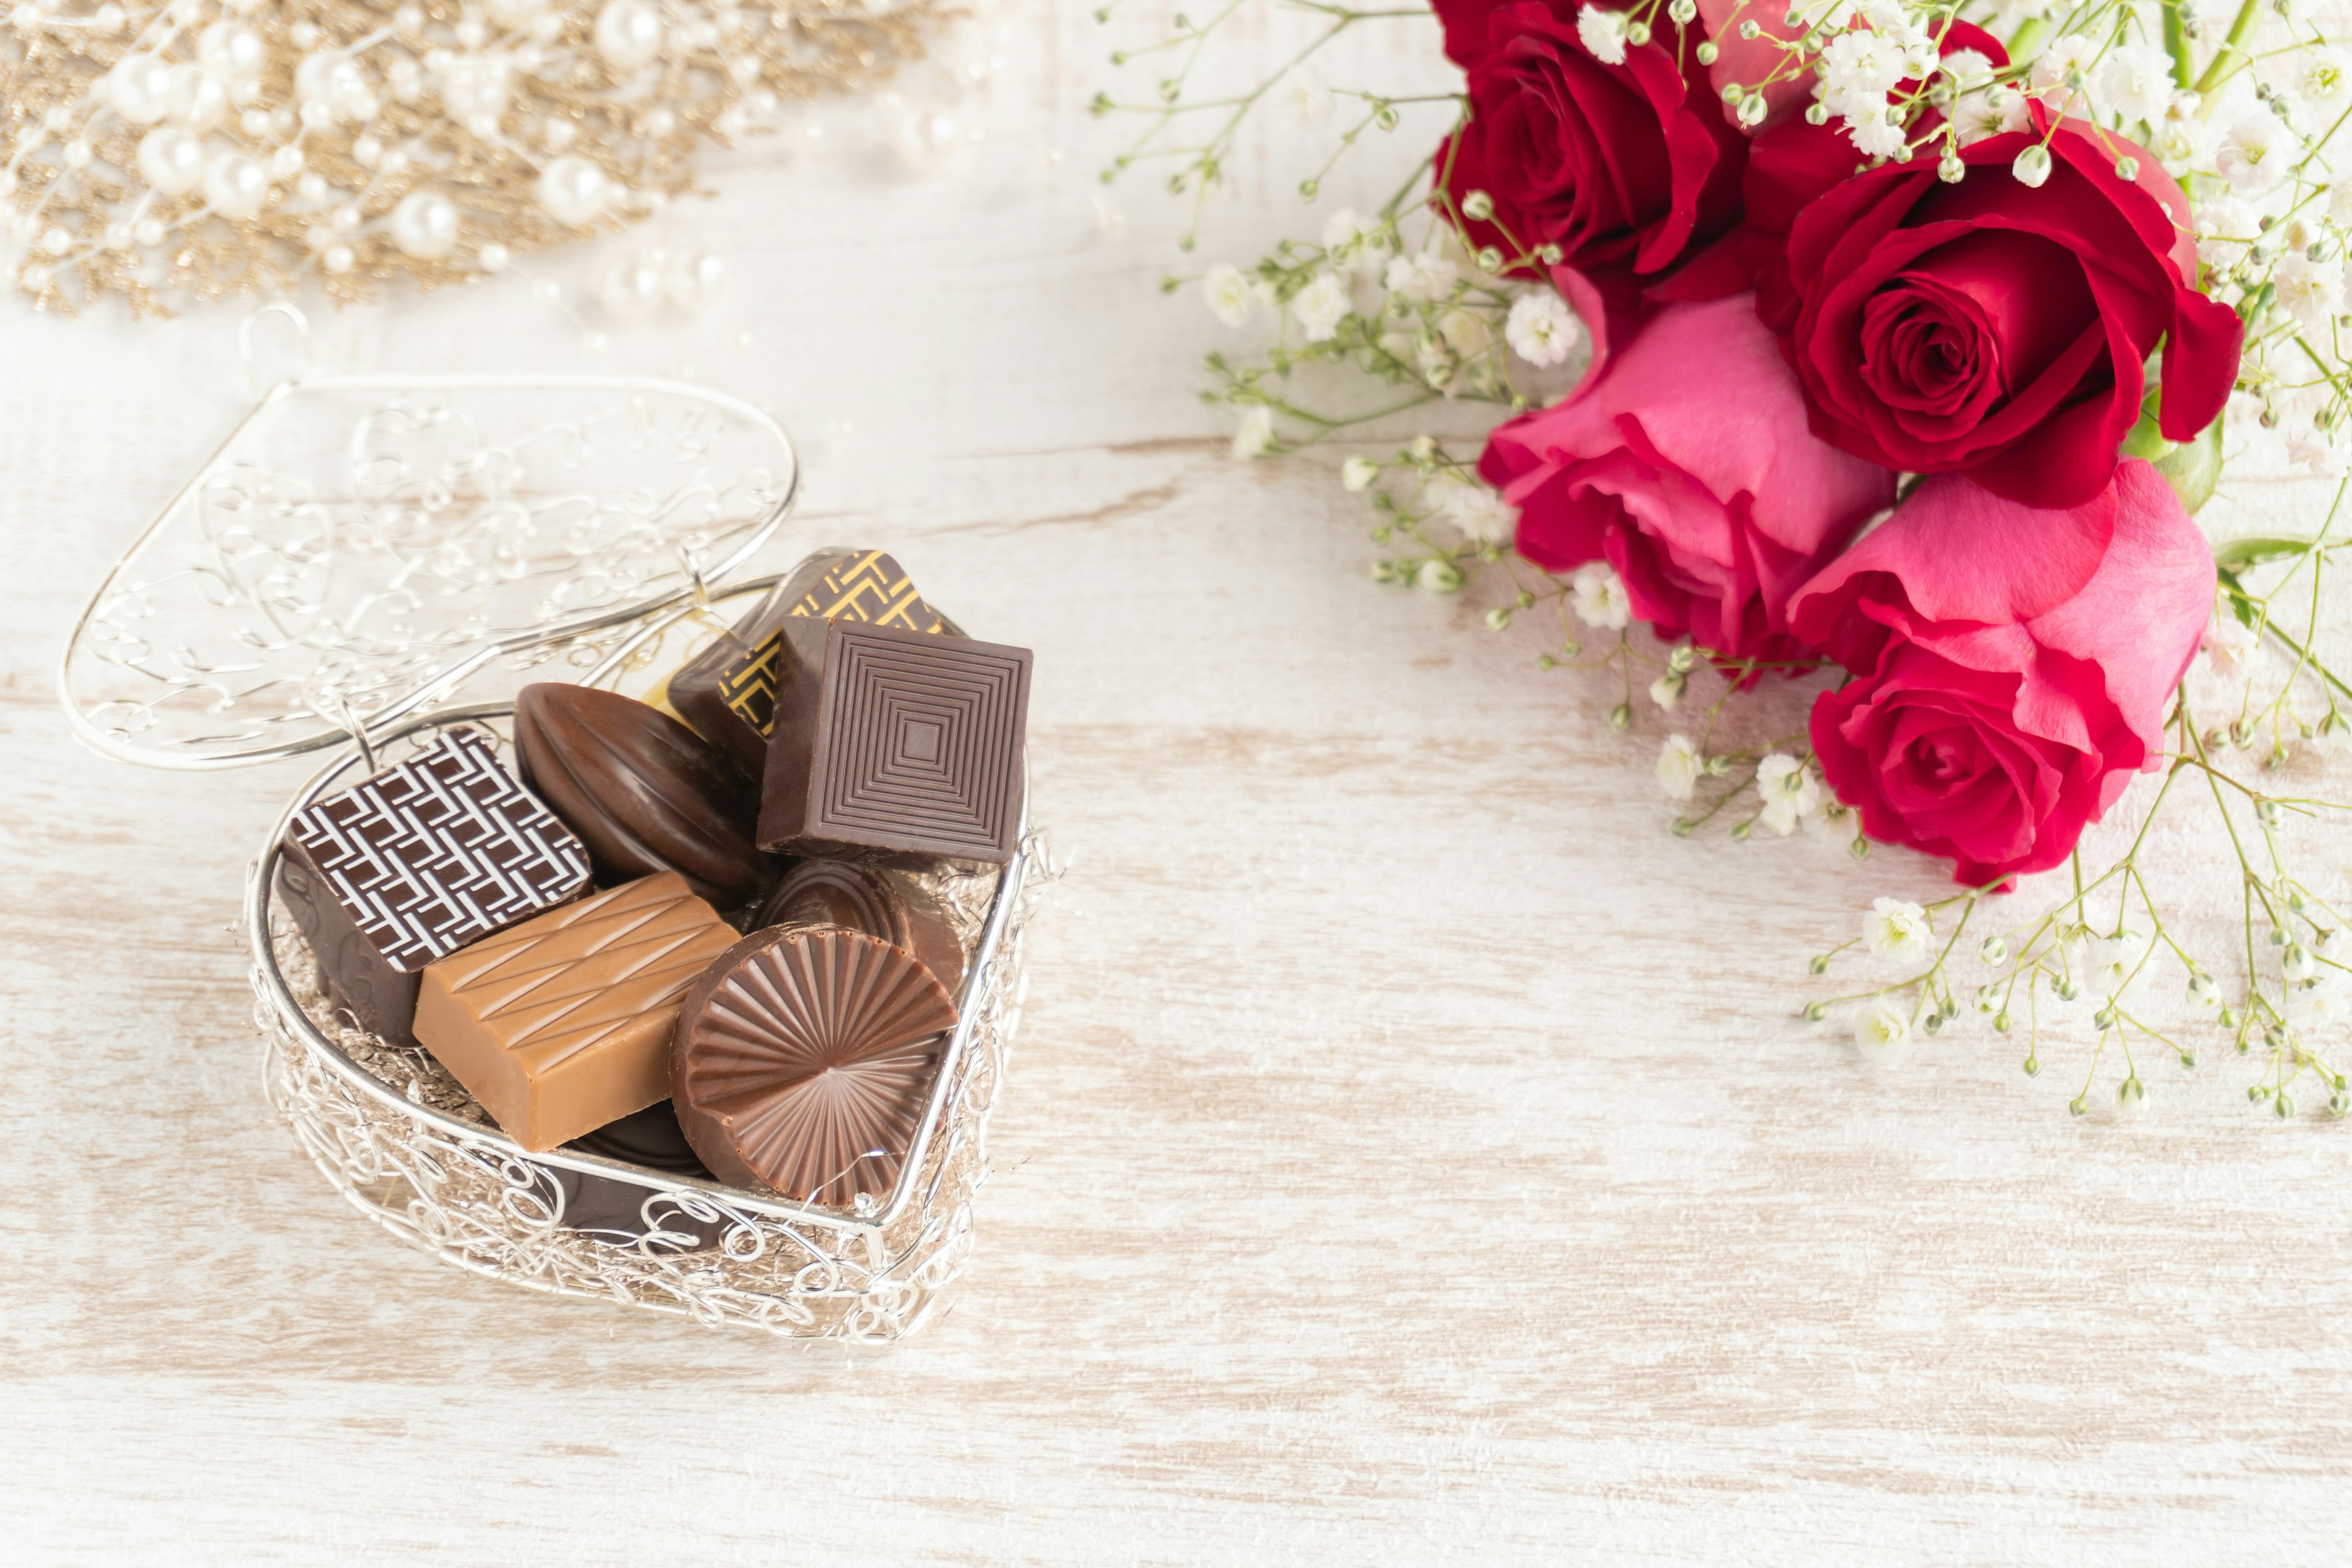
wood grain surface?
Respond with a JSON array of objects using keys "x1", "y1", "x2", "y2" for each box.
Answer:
[{"x1": 4, "y1": 6, "x2": 2351, "y2": 1562}]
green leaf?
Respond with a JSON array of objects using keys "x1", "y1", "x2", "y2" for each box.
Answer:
[
  {"x1": 2215, "y1": 566, "x2": 2257, "y2": 628},
  {"x1": 2152, "y1": 414, "x2": 2222, "y2": 513},
  {"x1": 2212, "y1": 536, "x2": 2320, "y2": 573}
]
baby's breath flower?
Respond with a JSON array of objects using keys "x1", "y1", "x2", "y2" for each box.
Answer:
[
  {"x1": 1853, "y1": 997, "x2": 1914, "y2": 1066},
  {"x1": 2288, "y1": 428, "x2": 2343, "y2": 478},
  {"x1": 2218, "y1": 111, "x2": 2290, "y2": 192},
  {"x1": 1938, "y1": 48, "x2": 1992, "y2": 88},
  {"x1": 1291, "y1": 271, "x2": 1351, "y2": 342},
  {"x1": 1864, "y1": 897, "x2": 1931, "y2": 962},
  {"x1": 2274, "y1": 253, "x2": 2343, "y2": 330},
  {"x1": 2188, "y1": 972, "x2": 2223, "y2": 1009},
  {"x1": 1230, "y1": 405, "x2": 1275, "y2": 460},
  {"x1": 1276, "y1": 65, "x2": 1333, "y2": 129},
  {"x1": 1755, "y1": 754, "x2": 1820, "y2": 837},
  {"x1": 2297, "y1": 48, "x2": 2351, "y2": 115},
  {"x1": 2100, "y1": 44, "x2": 2176, "y2": 127},
  {"x1": 2290, "y1": 970, "x2": 2348, "y2": 1025},
  {"x1": 1385, "y1": 249, "x2": 1459, "y2": 303},
  {"x1": 1505, "y1": 290, "x2": 1580, "y2": 366},
  {"x1": 1438, "y1": 480, "x2": 1515, "y2": 545},
  {"x1": 2081, "y1": 930, "x2": 2149, "y2": 998},
  {"x1": 1415, "y1": 557, "x2": 1464, "y2": 594},
  {"x1": 1822, "y1": 29, "x2": 1904, "y2": 119},
  {"x1": 1576, "y1": 4, "x2": 1628, "y2": 66},
  {"x1": 1341, "y1": 456, "x2": 1379, "y2": 492},
  {"x1": 2195, "y1": 194, "x2": 2260, "y2": 268},
  {"x1": 1648, "y1": 671, "x2": 1684, "y2": 712},
  {"x1": 1656, "y1": 734, "x2": 1703, "y2": 801},
  {"x1": 1437, "y1": 307, "x2": 1493, "y2": 356},
  {"x1": 2200, "y1": 606, "x2": 2259, "y2": 672},
  {"x1": 2030, "y1": 33, "x2": 2094, "y2": 96},
  {"x1": 1320, "y1": 207, "x2": 1390, "y2": 276},
  {"x1": 2150, "y1": 96, "x2": 2218, "y2": 177},
  {"x1": 1202, "y1": 262, "x2": 1254, "y2": 328},
  {"x1": 1569, "y1": 562, "x2": 1631, "y2": 629},
  {"x1": 1952, "y1": 85, "x2": 2030, "y2": 146},
  {"x1": 1847, "y1": 107, "x2": 1907, "y2": 160}
]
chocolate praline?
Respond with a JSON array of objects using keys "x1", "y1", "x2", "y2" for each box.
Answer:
[{"x1": 754, "y1": 858, "x2": 967, "y2": 996}]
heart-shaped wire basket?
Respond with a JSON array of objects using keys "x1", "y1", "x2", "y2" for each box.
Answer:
[{"x1": 64, "y1": 346, "x2": 1048, "y2": 1342}]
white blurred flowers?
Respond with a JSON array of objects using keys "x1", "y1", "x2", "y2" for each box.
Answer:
[
  {"x1": 1864, "y1": 898, "x2": 1931, "y2": 963},
  {"x1": 1506, "y1": 290, "x2": 1580, "y2": 366}
]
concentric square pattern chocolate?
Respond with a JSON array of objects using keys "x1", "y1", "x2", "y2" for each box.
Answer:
[{"x1": 760, "y1": 620, "x2": 1031, "y2": 863}]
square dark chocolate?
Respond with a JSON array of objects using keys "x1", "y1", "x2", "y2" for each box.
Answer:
[{"x1": 759, "y1": 620, "x2": 1031, "y2": 863}]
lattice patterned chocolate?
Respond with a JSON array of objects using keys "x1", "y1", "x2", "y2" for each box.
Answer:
[
  {"x1": 284, "y1": 728, "x2": 591, "y2": 974},
  {"x1": 712, "y1": 549, "x2": 946, "y2": 741}
]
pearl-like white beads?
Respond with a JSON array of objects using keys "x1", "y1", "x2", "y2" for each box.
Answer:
[
  {"x1": 106, "y1": 52, "x2": 174, "y2": 126},
  {"x1": 201, "y1": 151, "x2": 270, "y2": 221},
  {"x1": 136, "y1": 126, "x2": 206, "y2": 197},
  {"x1": 593, "y1": 0, "x2": 664, "y2": 71},
  {"x1": 390, "y1": 190, "x2": 459, "y2": 259},
  {"x1": 537, "y1": 156, "x2": 609, "y2": 225}
]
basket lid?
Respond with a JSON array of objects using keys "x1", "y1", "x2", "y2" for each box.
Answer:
[{"x1": 59, "y1": 373, "x2": 797, "y2": 771}]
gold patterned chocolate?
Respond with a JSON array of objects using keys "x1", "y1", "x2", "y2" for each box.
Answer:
[
  {"x1": 412, "y1": 871, "x2": 739, "y2": 1152},
  {"x1": 663, "y1": 550, "x2": 949, "y2": 776}
]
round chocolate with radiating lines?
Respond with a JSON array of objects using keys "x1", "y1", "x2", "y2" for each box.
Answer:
[
  {"x1": 669, "y1": 925, "x2": 959, "y2": 1204},
  {"x1": 514, "y1": 682, "x2": 777, "y2": 908}
]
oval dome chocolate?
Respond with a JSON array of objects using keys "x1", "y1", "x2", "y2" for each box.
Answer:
[{"x1": 514, "y1": 683, "x2": 775, "y2": 908}]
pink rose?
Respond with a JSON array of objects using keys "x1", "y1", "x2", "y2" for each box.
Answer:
[
  {"x1": 1480, "y1": 288, "x2": 1897, "y2": 668},
  {"x1": 1789, "y1": 461, "x2": 2214, "y2": 887}
]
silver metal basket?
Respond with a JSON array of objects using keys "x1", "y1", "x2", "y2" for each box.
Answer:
[{"x1": 62, "y1": 350, "x2": 1046, "y2": 1343}]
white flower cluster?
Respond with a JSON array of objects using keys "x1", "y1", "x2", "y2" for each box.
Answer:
[{"x1": 1204, "y1": 210, "x2": 1588, "y2": 454}]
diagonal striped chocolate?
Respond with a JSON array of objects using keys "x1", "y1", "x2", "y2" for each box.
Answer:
[
  {"x1": 284, "y1": 728, "x2": 592, "y2": 974},
  {"x1": 413, "y1": 872, "x2": 739, "y2": 1151}
]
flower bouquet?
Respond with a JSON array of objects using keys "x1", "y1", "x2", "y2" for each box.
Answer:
[{"x1": 1101, "y1": 0, "x2": 2352, "y2": 1115}]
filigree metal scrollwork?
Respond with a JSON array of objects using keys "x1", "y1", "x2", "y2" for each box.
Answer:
[{"x1": 62, "y1": 375, "x2": 796, "y2": 768}]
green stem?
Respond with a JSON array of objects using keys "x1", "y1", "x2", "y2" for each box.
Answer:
[
  {"x1": 2192, "y1": 0, "x2": 2264, "y2": 96},
  {"x1": 2162, "y1": 0, "x2": 2192, "y2": 88}
]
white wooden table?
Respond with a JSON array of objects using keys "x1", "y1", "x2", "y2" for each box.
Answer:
[{"x1": 4, "y1": 4, "x2": 2349, "y2": 1561}]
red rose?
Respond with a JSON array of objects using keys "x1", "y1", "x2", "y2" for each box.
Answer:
[
  {"x1": 1774, "y1": 112, "x2": 2242, "y2": 509},
  {"x1": 1738, "y1": 22, "x2": 2008, "y2": 331},
  {"x1": 1789, "y1": 461, "x2": 2214, "y2": 887},
  {"x1": 1482, "y1": 290, "x2": 1896, "y2": 668},
  {"x1": 1433, "y1": 0, "x2": 1746, "y2": 287}
]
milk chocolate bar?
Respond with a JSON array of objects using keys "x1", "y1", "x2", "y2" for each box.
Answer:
[
  {"x1": 660, "y1": 549, "x2": 947, "y2": 775},
  {"x1": 757, "y1": 620, "x2": 1031, "y2": 864},
  {"x1": 514, "y1": 682, "x2": 775, "y2": 908},
  {"x1": 670, "y1": 925, "x2": 958, "y2": 1203},
  {"x1": 280, "y1": 728, "x2": 591, "y2": 1042},
  {"x1": 414, "y1": 871, "x2": 739, "y2": 1152}
]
